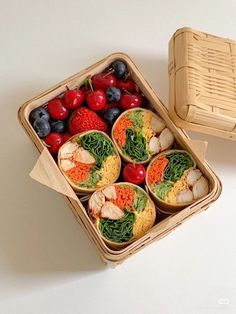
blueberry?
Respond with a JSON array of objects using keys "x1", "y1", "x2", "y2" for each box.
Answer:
[
  {"x1": 29, "y1": 107, "x2": 50, "y2": 123},
  {"x1": 33, "y1": 117, "x2": 51, "y2": 138},
  {"x1": 50, "y1": 120, "x2": 66, "y2": 134},
  {"x1": 103, "y1": 108, "x2": 122, "y2": 126},
  {"x1": 106, "y1": 87, "x2": 121, "y2": 102},
  {"x1": 112, "y1": 60, "x2": 127, "y2": 78}
]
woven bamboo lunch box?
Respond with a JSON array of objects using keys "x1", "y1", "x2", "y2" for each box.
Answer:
[{"x1": 18, "y1": 41, "x2": 222, "y2": 265}]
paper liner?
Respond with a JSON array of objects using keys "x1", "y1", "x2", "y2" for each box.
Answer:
[
  {"x1": 30, "y1": 148, "x2": 79, "y2": 201},
  {"x1": 184, "y1": 139, "x2": 208, "y2": 162}
]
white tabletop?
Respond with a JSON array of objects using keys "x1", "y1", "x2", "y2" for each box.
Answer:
[{"x1": 1, "y1": 0, "x2": 236, "y2": 313}]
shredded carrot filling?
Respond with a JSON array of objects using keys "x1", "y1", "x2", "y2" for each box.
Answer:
[
  {"x1": 113, "y1": 116, "x2": 133, "y2": 147},
  {"x1": 112, "y1": 186, "x2": 135, "y2": 210},
  {"x1": 148, "y1": 156, "x2": 169, "y2": 185},
  {"x1": 66, "y1": 161, "x2": 93, "y2": 183}
]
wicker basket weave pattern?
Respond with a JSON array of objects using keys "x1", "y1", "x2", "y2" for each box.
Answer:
[{"x1": 169, "y1": 28, "x2": 236, "y2": 140}]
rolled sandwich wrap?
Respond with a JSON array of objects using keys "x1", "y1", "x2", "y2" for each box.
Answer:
[
  {"x1": 146, "y1": 150, "x2": 209, "y2": 212},
  {"x1": 58, "y1": 131, "x2": 121, "y2": 193},
  {"x1": 88, "y1": 183, "x2": 156, "y2": 248},
  {"x1": 112, "y1": 108, "x2": 174, "y2": 164}
]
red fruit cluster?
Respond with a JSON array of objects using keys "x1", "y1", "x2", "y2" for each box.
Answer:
[
  {"x1": 122, "y1": 164, "x2": 146, "y2": 185},
  {"x1": 47, "y1": 99, "x2": 69, "y2": 120},
  {"x1": 30, "y1": 60, "x2": 145, "y2": 158},
  {"x1": 69, "y1": 107, "x2": 108, "y2": 134},
  {"x1": 116, "y1": 79, "x2": 136, "y2": 92},
  {"x1": 86, "y1": 89, "x2": 106, "y2": 111},
  {"x1": 44, "y1": 133, "x2": 64, "y2": 154},
  {"x1": 92, "y1": 74, "x2": 116, "y2": 90},
  {"x1": 120, "y1": 93, "x2": 142, "y2": 110},
  {"x1": 64, "y1": 89, "x2": 84, "y2": 110}
]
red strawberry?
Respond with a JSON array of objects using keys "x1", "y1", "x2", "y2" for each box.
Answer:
[{"x1": 69, "y1": 107, "x2": 108, "y2": 134}]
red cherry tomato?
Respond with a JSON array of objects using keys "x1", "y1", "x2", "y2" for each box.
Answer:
[
  {"x1": 80, "y1": 86, "x2": 91, "y2": 98},
  {"x1": 86, "y1": 89, "x2": 106, "y2": 111},
  {"x1": 120, "y1": 93, "x2": 142, "y2": 110},
  {"x1": 63, "y1": 89, "x2": 84, "y2": 110},
  {"x1": 116, "y1": 79, "x2": 136, "y2": 92},
  {"x1": 47, "y1": 98, "x2": 69, "y2": 120},
  {"x1": 44, "y1": 132, "x2": 64, "y2": 154},
  {"x1": 92, "y1": 73, "x2": 116, "y2": 90},
  {"x1": 122, "y1": 163, "x2": 146, "y2": 185},
  {"x1": 62, "y1": 132, "x2": 71, "y2": 143}
]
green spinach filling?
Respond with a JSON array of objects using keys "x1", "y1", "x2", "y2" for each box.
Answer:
[
  {"x1": 99, "y1": 211, "x2": 135, "y2": 243},
  {"x1": 122, "y1": 128, "x2": 148, "y2": 162},
  {"x1": 78, "y1": 169, "x2": 101, "y2": 188},
  {"x1": 133, "y1": 188, "x2": 148, "y2": 212},
  {"x1": 163, "y1": 152, "x2": 194, "y2": 183},
  {"x1": 153, "y1": 181, "x2": 173, "y2": 200},
  {"x1": 78, "y1": 132, "x2": 114, "y2": 169},
  {"x1": 128, "y1": 110, "x2": 143, "y2": 129}
]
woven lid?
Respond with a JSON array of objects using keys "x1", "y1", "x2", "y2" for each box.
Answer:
[{"x1": 168, "y1": 27, "x2": 236, "y2": 140}]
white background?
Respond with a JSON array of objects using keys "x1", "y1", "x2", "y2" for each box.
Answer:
[{"x1": 0, "y1": 0, "x2": 236, "y2": 313}]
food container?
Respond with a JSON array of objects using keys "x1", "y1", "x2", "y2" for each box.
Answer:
[
  {"x1": 18, "y1": 51, "x2": 222, "y2": 266},
  {"x1": 169, "y1": 27, "x2": 236, "y2": 140}
]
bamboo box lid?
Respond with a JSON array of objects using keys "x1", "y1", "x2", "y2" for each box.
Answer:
[{"x1": 169, "y1": 27, "x2": 236, "y2": 141}]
